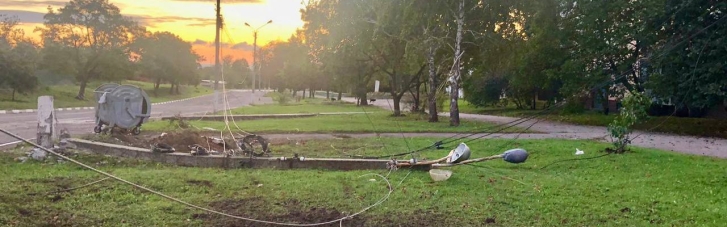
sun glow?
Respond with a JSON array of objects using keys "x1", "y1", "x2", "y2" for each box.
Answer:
[{"x1": 0, "y1": 0, "x2": 305, "y2": 65}]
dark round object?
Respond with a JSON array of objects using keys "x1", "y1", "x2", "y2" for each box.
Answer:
[
  {"x1": 502, "y1": 148, "x2": 528, "y2": 164},
  {"x1": 93, "y1": 125, "x2": 102, "y2": 134},
  {"x1": 132, "y1": 127, "x2": 141, "y2": 135}
]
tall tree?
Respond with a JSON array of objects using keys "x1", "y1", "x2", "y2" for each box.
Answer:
[
  {"x1": 37, "y1": 0, "x2": 142, "y2": 99},
  {"x1": 649, "y1": 0, "x2": 727, "y2": 116},
  {"x1": 0, "y1": 15, "x2": 39, "y2": 101},
  {"x1": 133, "y1": 31, "x2": 201, "y2": 95}
]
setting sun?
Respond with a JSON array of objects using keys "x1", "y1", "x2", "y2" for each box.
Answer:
[{"x1": 0, "y1": 0, "x2": 304, "y2": 64}]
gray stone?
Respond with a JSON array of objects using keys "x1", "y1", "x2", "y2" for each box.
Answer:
[
  {"x1": 59, "y1": 139, "x2": 77, "y2": 149},
  {"x1": 29, "y1": 148, "x2": 47, "y2": 160}
]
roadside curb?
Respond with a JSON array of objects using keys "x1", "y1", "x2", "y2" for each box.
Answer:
[{"x1": 0, "y1": 94, "x2": 207, "y2": 115}]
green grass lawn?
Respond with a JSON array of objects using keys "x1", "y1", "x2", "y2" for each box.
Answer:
[
  {"x1": 2, "y1": 138, "x2": 725, "y2": 226},
  {"x1": 0, "y1": 80, "x2": 213, "y2": 110},
  {"x1": 157, "y1": 98, "x2": 527, "y2": 134},
  {"x1": 229, "y1": 98, "x2": 385, "y2": 114},
  {"x1": 447, "y1": 100, "x2": 727, "y2": 139},
  {"x1": 145, "y1": 112, "x2": 525, "y2": 134}
]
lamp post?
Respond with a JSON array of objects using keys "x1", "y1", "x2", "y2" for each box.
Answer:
[{"x1": 244, "y1": 20, "x2": 272, "y2": 93}]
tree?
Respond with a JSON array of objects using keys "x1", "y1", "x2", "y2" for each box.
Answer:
[
  {"x1": 0, "y1": 15, "x2": 39, "y2": 101},
  {"x1": 133, "y1": 31, "x2": 201, "y2": 95},
  {"x1": 222, "y1": 55, "x2": 251, "y2": 89},
  {"x1": 649, "y1": 0, "x2": 727, "y2": 116},
  {"x1": 37, "y1": 0, "x2": 142, "y2": 100}
]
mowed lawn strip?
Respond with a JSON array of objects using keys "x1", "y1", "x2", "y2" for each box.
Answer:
[
  {"x1": 146, "y1": 98, "x2": 530, "y2": 133},
  {"x1": 144, "y1": 112, "x2": 527, "y2": 134}
]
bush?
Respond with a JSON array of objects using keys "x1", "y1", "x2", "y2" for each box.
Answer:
[
  {"x1": 464, "y1": 76, "x2": 507, "y2": 107},
  {"x1": 271, "y1": 91, "x2": 293, "y2": 105},
  {"x1": 561, "y1": 98, "x2": 586, "y2": 114},
  {"x1": 608, "y1": 92, "x2": 651, "y2": 153}
]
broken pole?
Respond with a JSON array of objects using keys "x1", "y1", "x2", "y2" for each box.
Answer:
[{"x1": 37, "y1": 96, "x2": 55, "y2": 149}]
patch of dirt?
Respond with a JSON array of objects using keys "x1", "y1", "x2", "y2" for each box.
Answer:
[
  {"x1": 49, "y1": 194, "x2": 64, "y2": 202},
  {"x1": 187, "y1": 180, "x2": 214, "y2": 187},
  {"x1": 110, "y1": 130, "x2": 232, "y2": 153},
  {"x1": 29, "y1": 177, "x2": 73, "y2": 190},
  {"x1": 485, "y1": 217, "x2": 496, "y2": 224},
  {"x1": 17, "y1": 208, "x2": 32, "y2": 216},
  {"x1": 194, "y1": 198, "x2": 449, "y2": 227}
]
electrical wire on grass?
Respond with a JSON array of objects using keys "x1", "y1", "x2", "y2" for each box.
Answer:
[
  {"x1": 538, "y1": 153, "x2": 613, "y2": 170},
  {"x1": 27, "y1": 177, "x2": 111, "y2": 196},
  {"x1": 1, "y1": 128, "x2": 394, "y2": 227}
]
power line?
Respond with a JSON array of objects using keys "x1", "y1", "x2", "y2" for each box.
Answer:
[{"x1": 0, "y1": 128, "x2": 393, "y2": 227}]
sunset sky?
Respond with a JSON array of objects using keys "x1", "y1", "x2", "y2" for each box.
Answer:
[{"x1": 0, "y1": 0, "x2": 305, "y2": 65}]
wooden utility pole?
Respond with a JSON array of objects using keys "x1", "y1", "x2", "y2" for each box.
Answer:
[{"x1": 213, "y1": 0, "x2": 221, "y2": 112}]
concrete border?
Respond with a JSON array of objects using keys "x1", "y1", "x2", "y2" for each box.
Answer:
[{"x1": 68, "y1": 138, "x2": 390, "y2": 170}]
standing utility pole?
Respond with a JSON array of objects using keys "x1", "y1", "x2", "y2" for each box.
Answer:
[
  {"x1": 213, "y1": 0, "x2": 222, "y2": 112},
  {"x1": 245, "y1": 20, "x2": 272, "y2": 93}
]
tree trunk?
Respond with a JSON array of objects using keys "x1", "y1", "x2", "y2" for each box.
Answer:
[
  {"x1": 169, "y1": 83, "x2": 175, "y2": 94},
  {"x1": 154, "y1": 78, "x2": 161, "y2": 96},
  {"x1": 531, "y1": 91, "x2": 537, "y2": 110},
  {"x1": 427, "y1": 45, "x2": 438, "y2": 122},
  {"x1": 337, "y1": 90, "x2": 342, "y2": 101},
  {"x1": 392, "y1": 94, "x2": 402, "y2": 116},
  {"x1": 326, "y1": 90, "x2": 330, "y2": 99},
  {"x1": 359, "y1": 92, "x2": 368, "y2": 106},
  {"x1": 76, "y1": 79, "x2": 88, "y2": 100},
  {"x1": 11, "y1": 89, "x2": 16, "y2": 101},
  {"x1": 601, "y1": 93, "x2": 610, "y2": 115},
  {"x1": 449, "y1": 0, "x2": 465, "y2": 127},
  {"x1": 413, "y1": 84, "x2": 421, "y2": 112},
  {"x1": 302, "y1": 89, "x2": 306, "y2": 99},
  {"x1": 309, "y1": 88, "x2": 314, "y2": 98},
  {"x1": 175, "y1": 83, "x2": 180, "y2": 94}
]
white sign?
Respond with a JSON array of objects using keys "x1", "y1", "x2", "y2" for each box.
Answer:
[{"x1": 374, "y1": 80, "x2": 380, "y2": 92}]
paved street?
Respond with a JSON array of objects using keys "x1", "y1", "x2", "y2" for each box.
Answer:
[{"x1": 0, "y1": 90, "x2": 272, "y2": 148}]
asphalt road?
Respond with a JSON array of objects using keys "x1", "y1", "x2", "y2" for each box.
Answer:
[{"x1": 0, "y1": 90, "x2": 271, "y2": 148}]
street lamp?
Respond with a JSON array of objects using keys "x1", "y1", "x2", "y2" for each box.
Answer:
[{"x1": 244, "y1": 20, "x2": 273, "y2": 93}]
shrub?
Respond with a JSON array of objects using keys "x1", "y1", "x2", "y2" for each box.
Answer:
[
  {"x1": 271, "y1": 91, "x2": 293, "y2": 105},
  {"x1": 608, "y1": 92, "x2": 651, "y2": 153}
]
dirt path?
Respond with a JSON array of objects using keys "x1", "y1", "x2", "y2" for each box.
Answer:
[{"x1": 338, "y1": 97, "x2": 727, "y2": 158}]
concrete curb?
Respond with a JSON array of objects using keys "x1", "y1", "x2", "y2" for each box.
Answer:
[
  {"x1": 0, "y1": 94, "x2": 207, "y2": 115},
  {"x1": 68, "y1": 138, "x2": 390, "y2": 170}
]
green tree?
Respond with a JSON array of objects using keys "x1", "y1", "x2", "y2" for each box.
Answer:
[
  {"x1": 0, "y1": 15, "x2": 39, "y2": 101},
  {"x1": 133, "y1": 31, "x2": 201, "y2": 95},
  {"x1": 37, "y1": 0, "x2": 142, "y2": 100},
  {"x1": 649, "y1": 0, "x2": 727, "y2": 116},
  {"x1": 221, "y1": 55, "x2": 250, "y2": 89}
]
